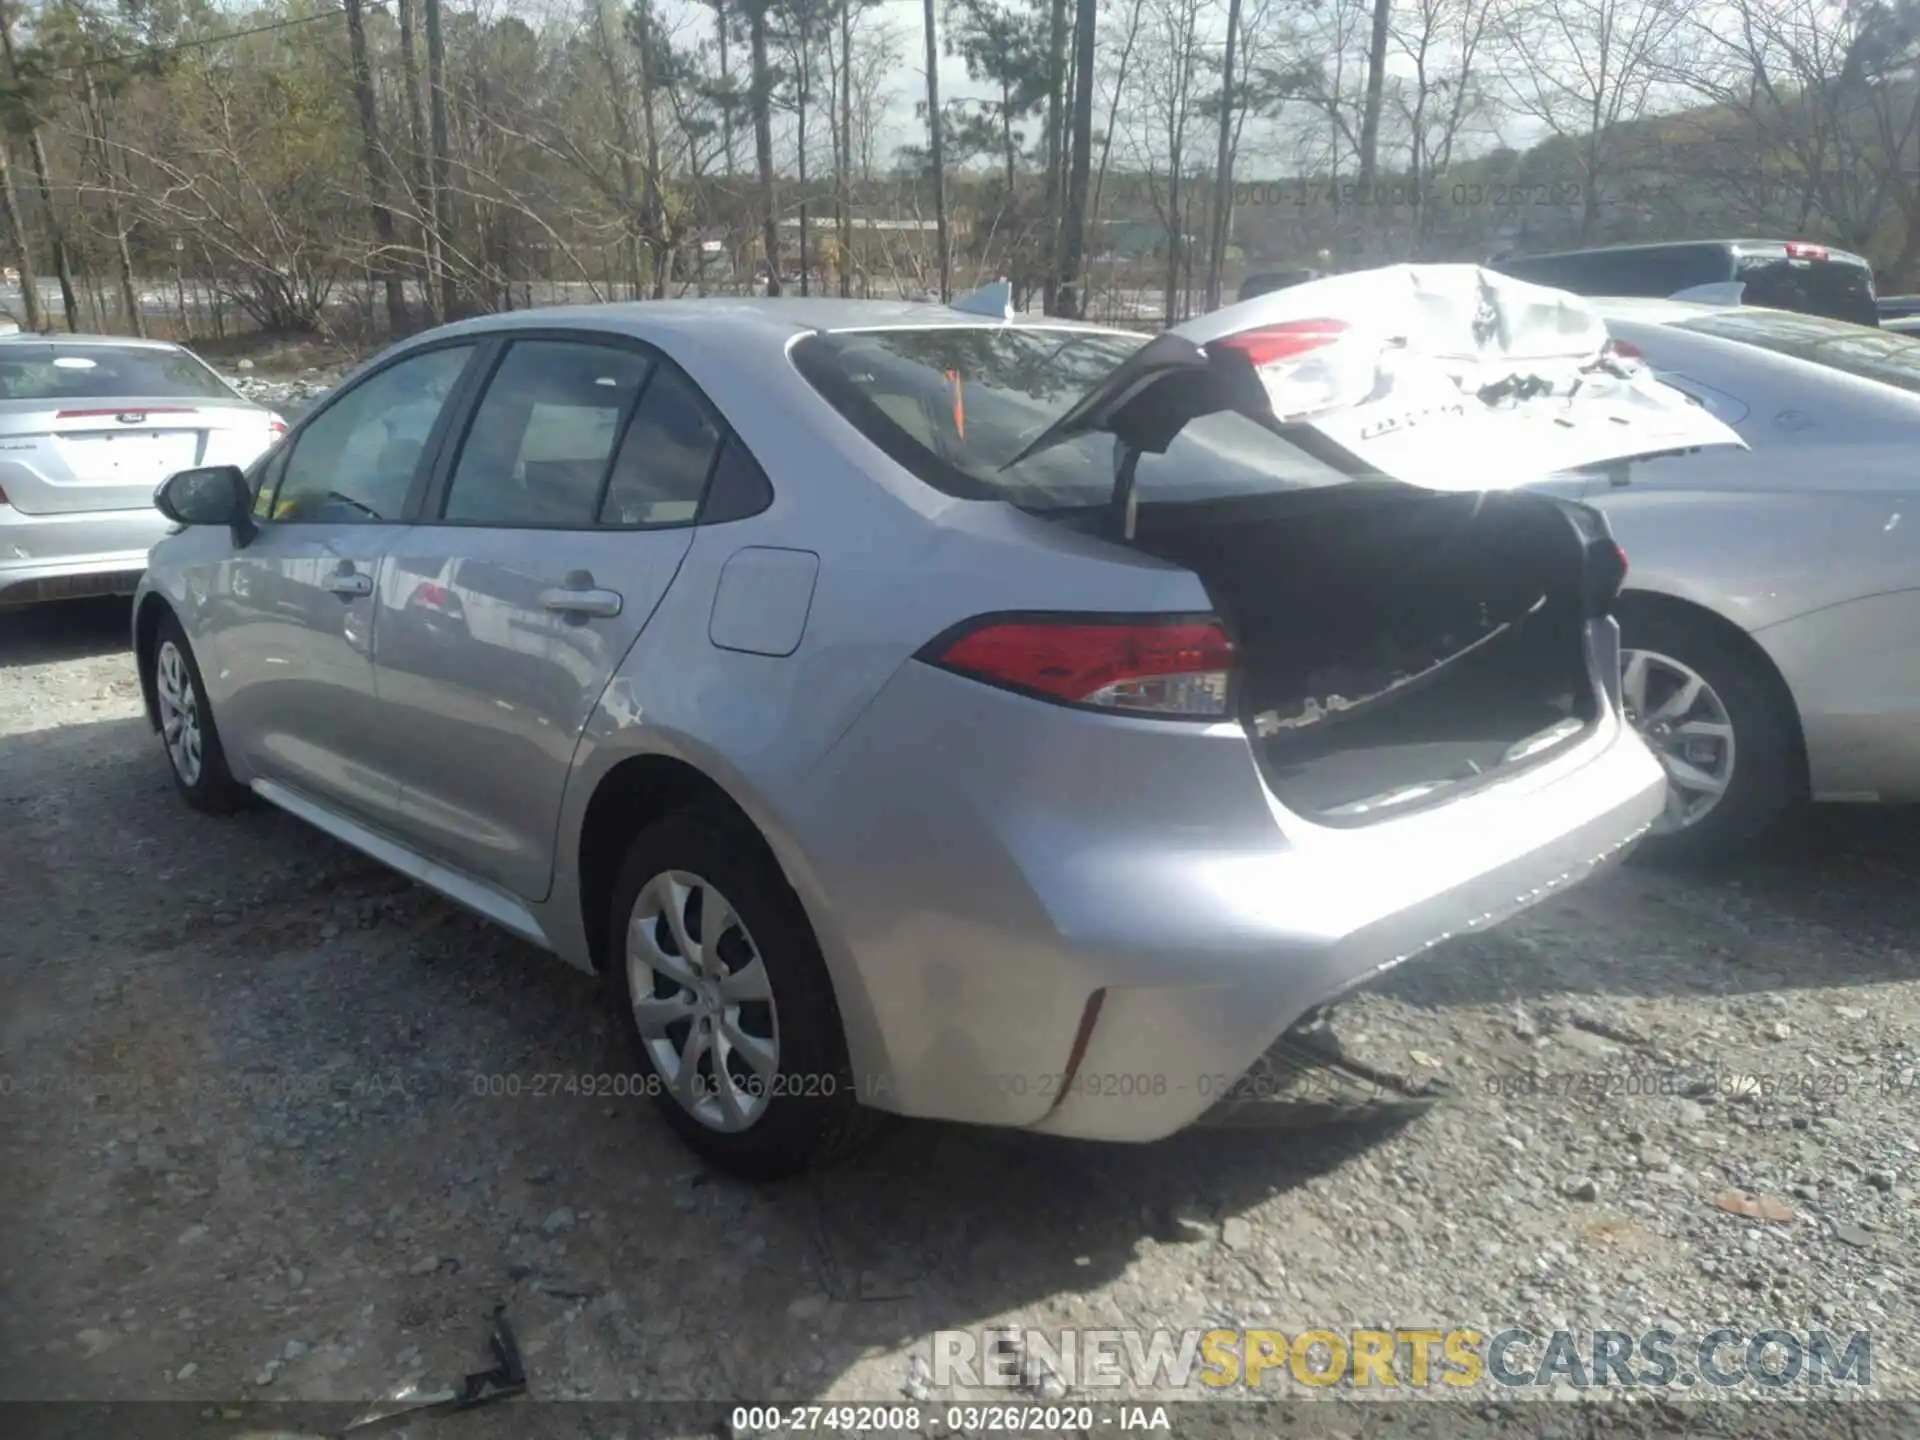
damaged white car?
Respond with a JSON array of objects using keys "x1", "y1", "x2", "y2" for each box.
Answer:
[{"x1": 136, "y1": 264, "x2": 1743, "y2": 1176}]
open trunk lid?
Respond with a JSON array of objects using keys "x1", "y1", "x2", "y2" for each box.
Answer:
[{"x1": 1008, "y1": 264, "x2": 1747, "y2": 496}]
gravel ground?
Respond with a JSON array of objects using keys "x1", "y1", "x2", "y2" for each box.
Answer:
[{"x1": 3, "y1": 598, "x2": 1918, "y2": 1438}]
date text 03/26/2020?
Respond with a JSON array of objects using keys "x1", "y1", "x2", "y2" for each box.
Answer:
[{"x1": 728, "y1": 1405, "x2": 1172, "y2": 1435}]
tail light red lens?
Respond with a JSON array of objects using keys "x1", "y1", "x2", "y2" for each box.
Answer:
[
  {"x1": 1209, "y1": 318, "x2": 1349, "y2": 367},
  {"x1": 924, "y1": 615, "x2": 1235, "y2": 718},
  {"x1": 268, "y1": 414, "x2": 288, "y2": 437},
  {"x1": 1784, "y1": 242, "x2": 1829, "y2": 261}
]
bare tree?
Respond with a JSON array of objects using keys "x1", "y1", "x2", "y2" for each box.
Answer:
[
  {"x1": 922, "y1": 0, "x2": 949, "y2": 300},
  {"x1": 1497, "y1": 0, "x2": 1689, "y2": 243},
  {"x1": 1058, "y1": 0, "x2": 1097, "y2": 315},
  {"x1": 1675, "y1": 0, "x2": 1920, "y2": 269},
  {"x1": 0, "y1": 134, "x2": 40, "y2": 329},
  {"x1": 345, "y1": 0, "x2": 408, "y2": 334},
  {"x1": 0, "y1": 0, "x2": 76, "y2": 329},
  {"x1": 745, "y1": 0, "x2": 783, "y2": 293},
  {"x1": 424, "y1": 0, "x2": 456, "y2": 316},
  {"x1": 1392, "y1": 0, "x2": 1503, "y2": 253},
  {"x1": 1204, "y1": 0, "x2": 1244, "y2": 308}
]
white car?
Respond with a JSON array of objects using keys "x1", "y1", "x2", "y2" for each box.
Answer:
[{"x1": 0, "y1": 335, "x2": 284, "y2": 607}]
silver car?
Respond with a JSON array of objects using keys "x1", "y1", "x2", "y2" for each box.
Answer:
[
  {"x1": 0, "y1": 335, "x2": 284, "y2": 606},
  {"x1": 132, "y1": 270, "x2": 1725, "y2": 1177},
  {"x1": 1576, "y1": 299, "x2": 1920, "y2": 860}
]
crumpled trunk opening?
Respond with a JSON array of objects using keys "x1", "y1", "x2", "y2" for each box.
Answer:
[{"x1": 1124, "y1": 486, "x2": 1601, "y2": 822}]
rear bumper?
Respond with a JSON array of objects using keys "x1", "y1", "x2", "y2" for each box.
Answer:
[
  {"x1": 0, "y1": 505, "x2": 167, "y2": 605},
  {"x1": 788, "y1": 647, "x2": 1664, "y2": 1142}
]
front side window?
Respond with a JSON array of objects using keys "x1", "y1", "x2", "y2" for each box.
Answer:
[
  {"x1": 793, "y1": 326, "x2": 1351, "y2": 508},
  {"x1": 269, "y1": 345, "x2": 474, "y2": 523},
  {"x1": 441, "y1": 339, "x2": 653, "y2": 527}
]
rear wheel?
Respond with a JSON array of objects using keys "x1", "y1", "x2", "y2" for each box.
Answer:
[
  {"x1": 1618, "y1": 607, "x2": 1797, "y2": 863},
  {"x1": 153, "y1": 614, "x2": 248, "y2": 814},
  {"x1": 605, "y1": 809, "x2": 881, "y2": 1179}
]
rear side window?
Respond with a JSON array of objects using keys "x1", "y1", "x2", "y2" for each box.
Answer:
[
  {"x1": 1680, "y1": 309, "x2": 1920, "y2": 394},
  {"x1": 794, "y1": 326, "x2": 1350, "y2": 508},
  {"x1": 0, "y1": 344, "x2": 235, "y2": 401},
  {"x1": 442, "y1": 340, "x2": 653, "y2": 526},
  {"x1": 599, "y1": 362, "x2": 724, "y2": 528}
]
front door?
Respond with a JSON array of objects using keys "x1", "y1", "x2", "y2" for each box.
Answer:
[
  {"x1": 215, "y1": 342, "x2": 478, "y2": 826},
  {"x1": 375, "y1": 335, "x2": 726, "y2": 901}
]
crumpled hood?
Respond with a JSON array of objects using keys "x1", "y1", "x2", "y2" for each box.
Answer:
[{"x1": 1012, "y1": 263, "x2": 1748, "y2": 493}]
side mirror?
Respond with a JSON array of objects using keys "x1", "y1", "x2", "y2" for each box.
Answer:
[{"x1": 155, "y1": 465, "x2": 254, "y2": 542}]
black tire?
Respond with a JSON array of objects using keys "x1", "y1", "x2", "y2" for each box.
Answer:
[
  {"x1": 152, "y1": 612, "x2": 249, "y2": 814},
  {"x1": 1618, "y1": 606, "x2": 1799, "y2": 865},
  {"x1": 605, "y1": 807, "x2": 883, "y2": 1180}
]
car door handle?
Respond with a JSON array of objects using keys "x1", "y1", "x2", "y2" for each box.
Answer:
[
  {"x1": 540, "y1": 583, "x2": 623, "y2": 618},
  {"x1": 325, "y1": 570, "x2": 373, "y2": 598}
]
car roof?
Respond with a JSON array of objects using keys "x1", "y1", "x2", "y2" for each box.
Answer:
[
  {"x1": 0, "y1": 332, "x2": 186, "y2": 350},
  {"x1": 426, "y1": 297, "x2": 1116, "y2": 351}
]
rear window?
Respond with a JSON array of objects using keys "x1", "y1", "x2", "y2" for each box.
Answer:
[
  {"x1": 792, "y1": 326, "x2": 1351, "y2": 508},
  {"x1": 1680, "y1": 309, "x2": 1920, "y2": 395},
  {"x1": 0, "y1": 344, "x2": 235, "y2": 402},
  {"x1": 1734, "y1": 254, "x2": 1878, "y2": 325}
]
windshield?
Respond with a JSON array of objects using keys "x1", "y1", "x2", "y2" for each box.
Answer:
[
  {"x1": 0, "y1": 344, "x2": 236, "y2": 402},
  {"x1": 792, "y1": 326, "x2": 1353, "y2": 507},
  {"x1": 1680, "y1": 309, "x2": 1920, "y2": 395}
]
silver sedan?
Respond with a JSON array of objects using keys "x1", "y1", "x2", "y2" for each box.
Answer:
[
  {"x1": 1579, "y1": 300, "x2": 1920, "y2": 860},
  {"x1": 132, "y1": 268, "x2": 1729, "y2": 1176},
  {"x1": 0, "y1": 335, "x2": 284, "y2": 606}
]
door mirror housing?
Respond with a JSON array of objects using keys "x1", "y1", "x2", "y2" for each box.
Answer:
[{"x1": 155, "y1": 465, "x2": 255, "y2": 542}]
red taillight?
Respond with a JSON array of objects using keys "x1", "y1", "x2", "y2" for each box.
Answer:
[
  {"x1": 1615, "y1": 542, "x2": 1629, "y2": 577},
  {"x1": 1210, "y1": 318, "x2": 1349, "y2": 367},
  {"x1": 1785, "y1": 242, "x2": 1829, "y2": 261},
  {"x1": 1607, "y1": 338, "x2": 1644, "y2": 361},
  {"x1": 925, "y1": 615, "x2": 1235, "y2": 718},
  {"x1": 416, "y1": 581, "x2": 448, "y2": 608},
  {"x1": 268, "y1": 414, "x2": 288, "y2": 437}
]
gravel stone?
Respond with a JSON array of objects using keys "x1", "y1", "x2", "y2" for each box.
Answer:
[{"x1": 6, "y1": 598, "x2": 1920, "y2": 1416}]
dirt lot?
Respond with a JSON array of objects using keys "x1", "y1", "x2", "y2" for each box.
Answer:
[{"x1": 3, "y1": 597, "x2": 1919, "y2": 1437}]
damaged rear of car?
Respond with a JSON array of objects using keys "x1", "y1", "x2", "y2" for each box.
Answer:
[{"x1": 789, "y1": 265, "x2": 1742, "y2": 1144}]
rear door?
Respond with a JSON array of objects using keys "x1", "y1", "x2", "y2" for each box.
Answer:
[
  {"x1": 212, "y1": 341, "x2": 479, "y2": 828},
  {"x1": 0, "y1": 343, "x2": 274, "y2": 514},
  {"x1": 374, "y1": 332, "x2": 724, "y2": 901}
]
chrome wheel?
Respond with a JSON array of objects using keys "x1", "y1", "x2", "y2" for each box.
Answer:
[
  {"x1": 1622, "y1": 647, "x2": 1735, "y2": 833},
  {"x1": 625, "y1": 870, "x2": 779, "y2": 1133},
  {"x1": 156, "y1": 640, "x2": 203, "y2": 787}
]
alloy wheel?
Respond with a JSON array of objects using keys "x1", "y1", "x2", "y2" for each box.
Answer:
[
  {"x1": 156, "y1": 640, "x2": 204, "y2": 787},
  {"x1": 1621, "y1": 647, "x2": 1736, "y2": 833},
  {"x1": 625, "y1": 870, "x2": 780, "y2": 1133}
]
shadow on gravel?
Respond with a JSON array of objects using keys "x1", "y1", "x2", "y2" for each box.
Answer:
[
  {"x1": 0, "y1": 595, "x2": 134, "y2": 666},
  {"x1": 1372, "y1": 803, "x2": 1920, "y2": 1015},
  {"x1": 3, "y1": 710, "x2": 1415, "y2": 1412}
]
